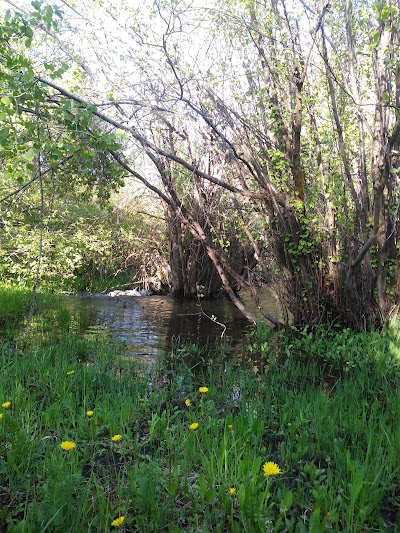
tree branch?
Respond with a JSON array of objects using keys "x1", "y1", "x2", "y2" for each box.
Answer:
[{"x1": 37, "y1": 77, "x2": 264, "y2": 199}]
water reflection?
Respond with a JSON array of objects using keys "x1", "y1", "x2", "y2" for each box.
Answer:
[{"x1": 63, "y1": 291, "x2": 278, "y2": 361}]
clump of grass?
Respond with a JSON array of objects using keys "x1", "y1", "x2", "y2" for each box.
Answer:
[
  {"x1": 1, "y1": 288, "x2": 400, "y2": 531},
  {"x1": 0, "y1": 285, "x2": 61, "y2": 343}
]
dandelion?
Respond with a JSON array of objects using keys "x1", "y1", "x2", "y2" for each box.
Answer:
[
  {"x1": 111, "y1": 434, "x2": 122, "y2": 442},
  {"x1": 61, "y1": 441, "x2": 76, "y2": 451},
  {"x1": 189, "y1": 422, "x2": 199, "y2": 430},
  {"x1": 111, "y1": 516, "x2": 125, "y2": 528},
  {"x1": 66, "y1": 370, "x2": 75, "y2": 376},
  {"x1": 86, "y1": 410, "x2": 94, "y2": 417},
  {"x1": 185, "y1": 399, "x2": 191, "y2": 407},
  {"x1": 2, "y1": 402, "x2": 11, "y2": 409},
  {"x1": 0, "y1": 413, "x2": 3, "y2": 420},
  {"x1": 263, "y1": 461, "x2": 281, "y2": 476},
  {"x1": 229, "y1": 487, "x2": 236, "y2": 496},
  {"x1": 198, "y1": 386, "x2": 208, "y2": 394}
]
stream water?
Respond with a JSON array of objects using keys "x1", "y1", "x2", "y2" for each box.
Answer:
[{"x1": 63, "y1": 289, "x2": 281, "y2": 364}]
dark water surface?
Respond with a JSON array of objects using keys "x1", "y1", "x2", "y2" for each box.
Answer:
[{"x1": 63, "y1": 290, "x2": 281, "y2": 363}]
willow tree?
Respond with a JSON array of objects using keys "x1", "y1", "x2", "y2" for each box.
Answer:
[{"x1": 3, "y1": 0, "x2": 399, "y2": 328}]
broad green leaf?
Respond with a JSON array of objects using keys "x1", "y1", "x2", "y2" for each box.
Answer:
[
  {"x1": 280, "y1": 490, "x2": 293, "y2": 513},
  {"x1": 238, "y1": 484, "x2": 246, "y2": 507},
  {"x1": 198, "y1": 473, "x2": 208, "y2": 499},
  {"x1": 205, "y1": 488, "x2": 216, "y2": 503},
  {"x1": 372, "y1": 30, "x2": 380, "y2": 46},
  {"x1": 23, "y1": 148, "x2": 36, "y2": 161},
  {"x1": 0, "y1": 128, "x2": 10, "y2": 141},
  {"x1": 1, "y1": 97, "x2": 12, "y2": 107}
]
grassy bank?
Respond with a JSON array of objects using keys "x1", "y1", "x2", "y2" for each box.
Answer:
[{"x1": 0, "y1": 287, "x2": 400, "y2": 531}]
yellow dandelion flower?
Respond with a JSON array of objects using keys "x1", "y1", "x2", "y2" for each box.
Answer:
[
  {"x1": 2, "y1": 402, "x2": 11, "y2": 409},
  {"x1": 189, "y1": 422, "x2": 199, "y2": 430},
  {"x1": 66, "y1": 371, "x2": 75, "y2": 376},
  {"x1": 86, "y1": 410, "x2": 94, "y2": 417},
  {"x1": 185, "y1": 399, "x2": 191, "y2": 407},
  {"x1": 111, "y1": 434, "x2": 122, "y2": 442},
  {"x1": 61, "y1": 441, "x2": 76, "y2": 451},
  {"x1": 229, "y1": 487, "x2": 236, "y2": 496},
  {"x1": 111, "y1": 515, "x2": 125, "y2": 528},
  {"x1": 0, "y1": 413, "x2": 3, "y2": 420},
  {"x1": 198, "y1": 386, "x2": 208, "y2": 394},
  {"x1": 263, "y1": 461, "x2": 281, "y2": 476}
]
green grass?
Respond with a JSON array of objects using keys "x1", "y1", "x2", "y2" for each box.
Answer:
[
  {"x1": 0, "y1": 285, "x2": 60, "y2": 341},
  {"x1": 1, "y1": 288, "x2": 400, "y2": 531}
]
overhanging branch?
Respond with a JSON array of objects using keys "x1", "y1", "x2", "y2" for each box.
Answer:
[{"x1": 37, "y1": 77, "x2": 265, "y2": 200}]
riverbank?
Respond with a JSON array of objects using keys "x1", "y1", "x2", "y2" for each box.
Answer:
[{"x1": 0, "y1": 287, "x2": 400, "y2": 531}]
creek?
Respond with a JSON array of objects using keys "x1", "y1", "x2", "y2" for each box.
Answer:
[{"x1": 62, "y1": 289, "x2": 281, "y2": 364}]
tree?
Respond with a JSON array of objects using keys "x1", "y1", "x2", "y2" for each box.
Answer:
[{"x1": 2, "y1": 0, "x2": 399, "y2": 328}]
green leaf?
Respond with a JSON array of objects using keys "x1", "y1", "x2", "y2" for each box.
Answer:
[
  {"x1": 23, "y1": 70, "x2": 34, "y2": 82},
  {"x1": 198, "y1": 473, "x2": 208, "y2": 499},
  {"x1": 0, "y1": 128, "x2": 10, "y2": 141},
  {"x1": 380, "y1": 7, "x2": 391, "y2": 20},
  {"x1": 309, "y1": 507, "x2": 322, "y2": 531},
  {"x1": 1, "y1": 97, "x2": 12, "y2": 108},
  {"x1": 205, "y1": 488, "x2": 216, "y2": 503},
  {"x1": 24, "y1": 25, "x2": 33, "y2": 39},
  {"x1": 372, "y1": 30, "x2": 380, "y2": 46},
  {"x1": 280, "y1": 490, "x2": 293, "y2": 513},
  {"x1": 23, "y1": 148, "x2": 36, "y2": 161},
  {"x1": 238, "y1": 484, "x2": 246, "y2": 507}
]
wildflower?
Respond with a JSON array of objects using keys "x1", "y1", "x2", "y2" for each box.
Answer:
[
  {"x1": 198, "y1": 386, "x2": 208, "y2": 394},
  {"x1": 61, "y1": 441, "x2": 76, "y2": 451},
  {"x1": 229, "y1": 487, "x2": 236, "y2": 496},
  {"x1": 86, "y1": 410, "x2": 94, "y2": 417},
  {"x1": 111, "y1": 434, "x2": 122, "y2": 442},
  {"x1": 263, "y1": 461, "x2": 281, "y2": 476},
  {"x1": 66, "y1": 371, "x2": 75, "y2": 376},
  {"x1": 111, "y1": 516, "x2": 125, "y2": 528},
  {"x1": 2, "y1": 402, "x2": 11, "y2": 409},
  {"x1": 185, "y1": 399, "x2": 191, "y2": 407},
  {"x1": 0, "y1": 413, "x2": 3, "y2": 420},
  {"x1": 189, "y1": 422, "x2": 199, "y2": 430}
]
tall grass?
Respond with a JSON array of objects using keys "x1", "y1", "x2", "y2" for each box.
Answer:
[{"x1": 0, "y1": 286, "x2": 399, "y2": 531}]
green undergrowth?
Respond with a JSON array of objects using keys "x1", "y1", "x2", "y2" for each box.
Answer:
[
  {"x1": 0, "y1": 288, "x2": 400, "y2": 531},
  {"x1": 0, "y1": 285, "x2": 60, "y2": 341}
]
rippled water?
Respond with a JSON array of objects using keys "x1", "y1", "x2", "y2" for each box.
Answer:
[{"x1": 63, "y1": 289, "x2": 281, "y2": 362}]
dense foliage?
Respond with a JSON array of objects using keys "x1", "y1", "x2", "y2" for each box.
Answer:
[
  {"x1": 1, "y1": 0, "x2": 399, "y2": 327},
  {"x1": 0, "y1": 288, "x2": 400, "y2": 531}
]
